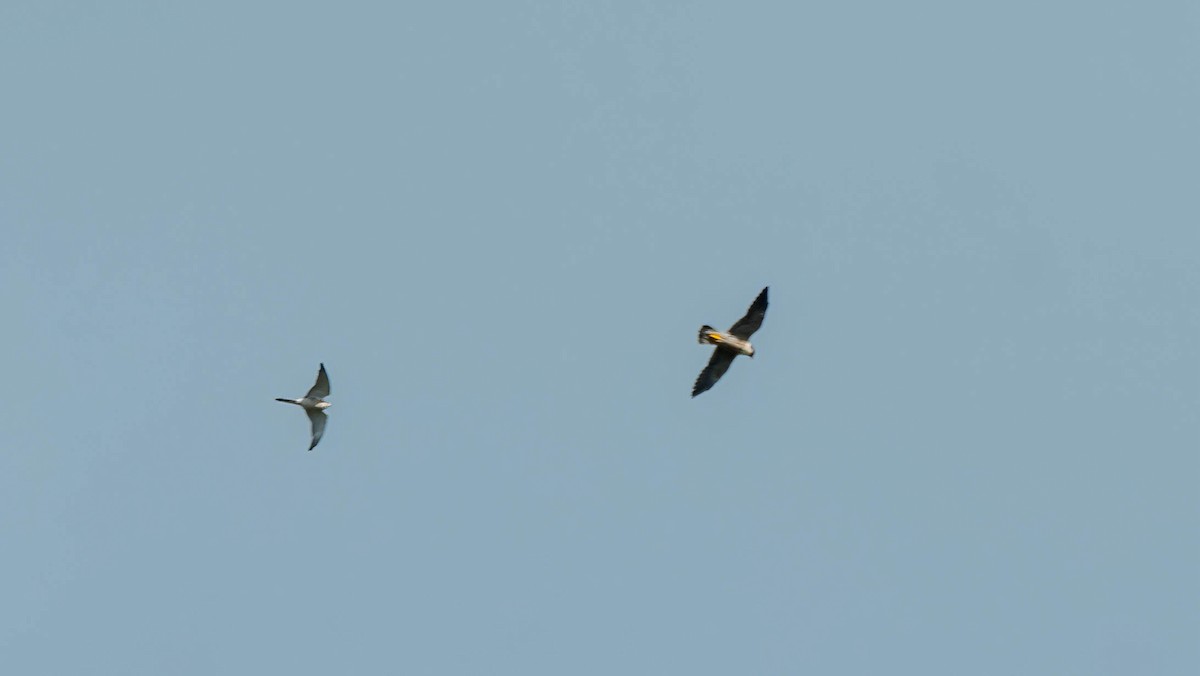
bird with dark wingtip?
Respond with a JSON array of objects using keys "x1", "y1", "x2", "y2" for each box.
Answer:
[
  {"x1": 275, "y1": 363, "x2": 331, "y2": 450},
  {"x1": 692, "y1": 287, "x2": 768, "y2": 397}
]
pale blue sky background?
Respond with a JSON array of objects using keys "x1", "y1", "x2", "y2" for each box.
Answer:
[{"x1": 1, "y1": 2, "x2": 1197, "y2": 674}]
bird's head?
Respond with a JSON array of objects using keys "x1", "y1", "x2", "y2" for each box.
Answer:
[
  {"x1": 748, "y1": 346, "x2": 756, "y2": 358},
  {"x1": 316, "y1": 401, "x2": 332, "y2": 410}
]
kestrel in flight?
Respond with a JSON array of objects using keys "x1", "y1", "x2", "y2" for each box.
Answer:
[
  {"x1": 693, "y1": 287, "x2": 768, "y2": 397},
  {"x1": 275, "y1": 363, "x2": 331, "y2": 450}
]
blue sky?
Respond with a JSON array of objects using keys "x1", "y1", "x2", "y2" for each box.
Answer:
[{"x1": 1, "y1": 2, "x2": 1197, "y2": 674}]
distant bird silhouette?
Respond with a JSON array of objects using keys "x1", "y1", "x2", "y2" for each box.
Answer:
[
  {"x1": 275, "y1": 363, "x2": 331, "y2": 450},
  {"x1": 693, "y1": 287, "x2": 768, "y2": 397}
]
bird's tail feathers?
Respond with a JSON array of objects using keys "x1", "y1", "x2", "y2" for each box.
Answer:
[
  {"x1": 698, "y1": 325, "x2": 721, "y2": 344},
  {"x1": 275, "y1": 398, "x2": 299, "y2": 404}
]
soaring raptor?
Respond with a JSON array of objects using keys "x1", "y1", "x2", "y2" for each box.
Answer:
[
  {"x1": 275, "y1": 363, "x2": 331, "y2": 450},
  {"x1": 692, "y1": 287, "x2": 768, "y2": 397}
]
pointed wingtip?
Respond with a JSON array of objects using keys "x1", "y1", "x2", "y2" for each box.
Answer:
[{"x1": 752, "y1": 286, "x2": 769, "y2": 311}]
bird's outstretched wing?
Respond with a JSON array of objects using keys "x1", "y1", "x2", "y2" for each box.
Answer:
[
  {"x1": 728, "y1": 287, "x2": 768, "y2": 339},
  {"x1": 307, "y1": 410, "x2": 327, "y2": 451},
  {"x1": 692, "y1": 348, "x2": 738, "y2": 397},
  {"x1": 306, "y1": 363, "x2": 330, "y2": 399}
]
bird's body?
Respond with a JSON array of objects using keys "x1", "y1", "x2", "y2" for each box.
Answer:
[
  {"x1": 697, "y1": 326, "x2": 756, "y2": 356},
  {"x1": 275, "y1": 397, "x2": 331, "y2": 411},
  {"x1": 275, "y1": 363, "x2": 331, "y2": 450},
  {"x1": 692, "y1": 287, "x2": 768, "y2": 397}
]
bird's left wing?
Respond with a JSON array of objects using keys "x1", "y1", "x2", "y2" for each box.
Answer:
[
  {"x1": 307, "y1": 410, "x2": 327, "y2": 451},
  {"x1": 692, "y1": 348, "x2": 738, "y2": 397}
]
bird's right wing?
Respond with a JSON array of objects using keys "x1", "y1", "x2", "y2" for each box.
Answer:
[
  {"x1": 307, "y1": 410, "x2": 327, "y2": 451},
  {"x1": 728, "y1": 287, "x2": 769, "y2": 339},
  {"x1": 306, "y1": 363, "x2": 330, "y2": 399},
  {"x1": 692, "y1": 348, "x2": 738, "y2": 397}
]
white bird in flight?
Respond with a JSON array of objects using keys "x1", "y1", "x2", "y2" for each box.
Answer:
[{"x1": 275, "y1": 363, "x2": 331, "y2": 450}]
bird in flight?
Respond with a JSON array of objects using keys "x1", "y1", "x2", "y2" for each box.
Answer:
[
  {"x1": 692, "y1": 287, "x2": 769, "y2": 397},
  {"x1": 275, "y1": 363, "x2": 331, "y2": 450}
]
